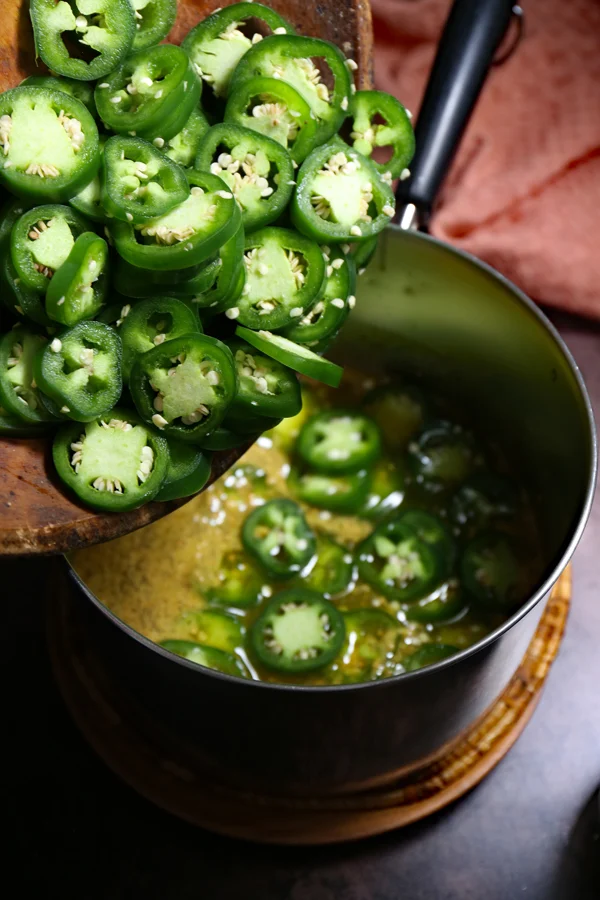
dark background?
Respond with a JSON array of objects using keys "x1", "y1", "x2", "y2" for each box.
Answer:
[{"x1": 3, "y1": 314, "x2": 600, "y2": 899}]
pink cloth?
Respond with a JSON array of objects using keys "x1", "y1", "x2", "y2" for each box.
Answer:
[{"x1": 372, "y1": 0, "x2": 600, "y2": 317}]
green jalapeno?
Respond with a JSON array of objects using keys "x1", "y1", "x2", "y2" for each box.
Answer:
[
  {"x1": 287, "y1": 464, "x2": 371, "y2": 513},
  {"x1": 0, "y1": 87, "x2": 100, "y2": 202},
  {"x1": 34, "y1": 321, "x2": 122, "y2": 423},
  {"x1": 461, "y1": 532, "x2": 525, "y2": 612},
  {"x1": 349, "y1": 90, "x2": 414, "y2": 180},
  {"x1": 205, "y1": 550, "x2": 265, "y2": 609},
  {"x1": 160, "y1": 109, "x2": 210, "y2": 169},
  {"x1": 95, "y1": 44, "x2": 201, "y2": 142},
  {"x1": 102, "y1": 135, "x2": 189, "y2": 223},
  {"x1": 362, "y1": 382, "x2": 428, "y2": 452},
  {"x1": 228, "y1": 338, "x2": 301, "y2": 420},
  {"x1": 296, "y1": 410, "x2": 381, "y2": 474},
  {"x1": 234, "y1": 226, "x2": 325, "y2": 330},
  {"x1": 160, "y1": 639, "x2": 248, "y2": 677},
  {"x1": 10, "y1": 204, "x2": 89, "y2": 293},
  {"x1": 395, "y1": 509, "x2": 456, "y2": 576},
  {"x1": 117, "y1": 296, "x2": 201, "y2": 381},
  {"x1": 45, "y1": 232, "x2": 109, "y2": 326},
  {"x1": 338, "y1": 610, "x2": 401, "y2": 682},
  {"x1": 0, "y1": 252, "x2": 52, "y2": 328},
  {"x1": 69, "y1": 163, "x2": 105, "y2": 223},
  {"x1": 222, "y1": 407, "x2": 280, "y2": 435},
  {"x1": 53, "y1": 408, "x2": 169, "y2": 511},
  {"x1": 300, "y1": 534, "x2": 354, "y2": 596},
  {"x1": 357, "y1": 517, "x2": 442, "y2": 603},
  {"x1": 242, "y1": 498, "x2": 315, "y2": 578},
  {"x1": 130, "y1": 332, "x2": 237, "y2": 444},
  {"x1": 112, "y1": 254, "x2": 216, "y2": 299},
  {"x1": 195, "y1": 123, "x2": 294, "y2": 232},
  {"x1": 131, "y1": 0, "x2": 177, "y2": 51},
  {"x1": 292, "y1": 138, "x2": 396, "y2": 244},
  {"x1": 0, "y1": 403, "x2": 51, "y2": 437},
  {"x1": 30, "y1": 0, "x2": 136, "y2": 81},
  {"x1": 178, "y1": 608, "x2": 244, "y2": 654},
  {"x1": 235, "y1": 326, "x2": 343, "y2": 387},
  {"x1": 250, "y1": 588, "x2": 344, "y2": 674},
  {"x1": 231, "y1": 35, "x2": 351, "y2": 144},
  {"x1": 0, "y1": 326, "x2": 54, "y2": 424},
  {"x1": 111, "y1": 169, "x2": 241, "y2": 270},
  {"x1": 199, "y1": 424, "x2": 252, "y2": 451},
  {"x1": 451, "y1": 473, "x2": 519, "y2": 534},
  {"x1": 351, "y1": 233, "x2": 379, "y2": 273},
  {"x1": 408, "y1": 421, "x2": 480, "y2": 491},
  {"x1": 360, "y1": 458, "x2": 405, "y2": 520},
  {"x1": 405, "y1": 579, "x2": 467, "y2": 625},
  {"x1": 155, "y1": 441, "x2": 211, "y2": 502},
  {"x1": 403, "y1": 643, "x2": 459, "y2": 672},
  {"x1": 192, "y1": 223, "x2": 245, "y2": 314},
  {"x1": 21, "y1": 76, "x2": 98, "y2": 121},
  {"x1": 182, "y1": 2, "x2": 293, "y2": 100},
  {"x1": 224, "y1": 76, "x2": 317, "y2": 164},
  {"x1": 0, "y1": 198, "x2": 30, "y2": 251}
]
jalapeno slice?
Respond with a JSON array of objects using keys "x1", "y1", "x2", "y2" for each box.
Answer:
[
  {"x1": 154, "y1": 441, "x2": 211, "y2": 502},
  {"x1": 102, "y1": 136, "x2": 189, "y2": 224},
  {"x1": 360, "y1": 458, "x2": 405, "y2": 520},
  {"x1": 34, "y1": 321, "x2": 122, "y2": 422},
  {"x1": 45, "y1": 232, "x2": 109, "y2": 326},
  {"x1": 339, "y1": 610, "x2": 401, "y2": 682},
  {"x1": 95, "y1": 44, "x2": 201, "y2": 142},
  {"x1": 408, "y1": 421, "x2": 479, "y2": 490},
  {"x1": 0, "y1": 86, "x2": 101, "y2": 203},
  {"x1": 362, "y1": 382, "x2": 428, "y2": 452},
  {"x1": 235, "y1": 326, "x2": 343, "y2": 388},
  {"x1": 0, "y1": 252, "x2": 51, "y2": 328},
  {"x1": 30, "y1": 0, "x2": 135, "y2": 81},
  {"x1": 195, "y1": 123, "x2": 294, "y2": 232},
  {"x1": 160, "y1": 639, "x2": 247, "y2": 677},
  {"x1": 53, "y1": 408, "x2": 169, "y2": 511},
  {"x1": 117, "y1": 296, "x2": 201, "y2": 381},
  {"x1": 351, "y1": 233, "x2": 379, "y2": 272},
  {"x1": 242, "y1": 498, "x2": 315, "y2": 578},
  {"x1": 113, "y1": 255, "x2": 216, "y2": 299},
  {"x1": 461, "y1": 532, "x2": 525, "y2": 612},
  {"x1": 395, "y1": 509, "x2": 456, "y2": 576},
  {"x1": 199, "y1": 424, "x2": 251, "y2": 451},
  {"x1": 161, "y1": 109, "x2": 210, "y2": 169},
  {"x1": 131, "y1": 0, "x2": 177, "y2": 51},
  {"x1": 235, "y1": 226, "x2": 324, "y2": 329},
  {"x1": 182, "y1": 2, "x2": 293, "y2": 100},
  {"x1": 69, "y1": 167, "x2": 105, "y2": 223},
  {"x1": 250, "y1": 589, "x2": 344, "y2": 674},
  {"x1": 231, "y1": 35, "x2": 351, "y2": 145},
  {"x1": 193, "y1": 223, "x2": 245, "y2": 313},
  {"x1": 0, "y1": 199, "x2": 30, "y2": 251},
  {"x1": 0, "y1": 327, "x2": 53, "y2": 424},
  {"x1": 300, "y1": 534, "x2": 354, "y2": 596},
  {"x1": 21, "y1": 76, "x2": 98, "y2": 121},
  {"x1": 281, "y1": 245, "x2": 355, "y2": 345},
  {"x1": 288, "y1": 464, "x2": 370, "y2": 513},
  {"x1": 292, "y1": 138, "x2": 396, "y2": 244},
  {"x1": 451, "y1": 473, "x2": 519, "y2": 534},
  {"x1": 11, "y1": 204, "x2": 88, "y2": 293},
  {"x1": 130, "y1": 332, "x2": 237, "y2": 443},
  {"x1": 296, "y1": 410, "x2": 381, "y2": 474},
  {"x1": 0, "y1": 404, "x2": 50, "y2": 437},
  {"x1": 357, "y1": 518, "x2": 441, "y2": 603},
  {"x1": 349, "y1": 90, "x2": 415, "y2": 180},
  {"x1": 111, "y1": 170, "x2": 241, "y2": 270},
  {"x1": 404, "y1": 643, "x2": 458, "y2": 672},
  {"x1": 229, "y1": 338, "x2": 301, "y2": 420},
  {"x1": 179, "y1": 608, "x2": 244, "y2": 653},
  {"x1": 405, "y1": 579, "x2": 467, "y2": 625},
  {"x1": 205, "y1": 550, "x2": 265, "y2": 609}
]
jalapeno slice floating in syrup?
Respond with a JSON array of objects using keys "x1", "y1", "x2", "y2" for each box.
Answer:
[
  {"x1": 160, "y1": 639, "x2": 248, "y2": 677},
  {"x1": 357, "y1": 517, "x2": 442, "y2": 603},
  {"x1": 242, "y1": 498, "x2": 315, "y2": 578},
  {"x1": 229, "y1": 338, "x2": 301, "y2": 420},
  {"x1": 296, "y1": 410, "x2": 381, "y2": 474},
  {"x1": 45, "y1": 231, "x2": 109, "y2": 326}
]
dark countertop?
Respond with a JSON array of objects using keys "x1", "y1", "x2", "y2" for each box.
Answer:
[{"x1": 3, "y1": 313, "x2": 600, "y2": 900}]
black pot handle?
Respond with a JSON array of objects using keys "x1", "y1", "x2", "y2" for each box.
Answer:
[{"x1": 396, "y1": 0, "x2": 518, "y2": 230}]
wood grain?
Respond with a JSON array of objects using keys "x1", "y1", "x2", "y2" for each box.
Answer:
[{"x1": 0, "y1": 0, "x2": 373, "y2": 556}]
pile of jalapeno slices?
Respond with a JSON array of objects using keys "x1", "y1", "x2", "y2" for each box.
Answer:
[
  {"x1": 157, "y1": 379, "x2": 544, "y2": 685},
  {"x1": 0, "y1": 1, "x2": 415, "y2": 513}
]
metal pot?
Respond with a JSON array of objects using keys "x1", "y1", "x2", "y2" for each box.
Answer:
[{"x1": 65, "y1": 0, "x2": 596, "y2": 794}]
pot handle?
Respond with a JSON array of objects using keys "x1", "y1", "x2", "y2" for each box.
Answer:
[{"x1": 396, "y1": 0, "x2": 519, "y2": 230}]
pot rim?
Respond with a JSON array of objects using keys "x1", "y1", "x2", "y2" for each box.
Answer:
[{"x1": 67, "y1": 229, "x2": 598, "y2": 694}]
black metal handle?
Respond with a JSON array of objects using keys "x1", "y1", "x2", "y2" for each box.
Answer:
[{"x1": 396, "y1": 0, "x2": 516, "y2": 228}]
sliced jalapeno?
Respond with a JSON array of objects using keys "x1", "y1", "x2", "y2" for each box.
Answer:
[
  {"x1": 349, "y1": 90, "x2": 414, "y2": 179},
  {"x1": 360, "y1": 458, "x2": 405, "y2": 520},
  {"x1": 231, "y1": 35, "x2": 351, "y2": 144},
  {"x1": 95, "y1": 44, "x2": 201, "y2": 142},
  {"x1": 395, "y1": 509, "x2": 456, "y2": 576},
  {"x1": 205, "y1": 550, "x2": 265, "y2": 609},
  {"x1": 53, "y1": 408, "x2": 169, "y2": 511},
  {"x1": 229, "y1": 338, "x2": 301, "y2": 420},
  {"x1": 30, "y1": 0, "x2": 135, "y2": 81},
  {"x1": 160, "y1": 639, "x2": 247, "y2": 677},
  {"x1": 69, "y1": 166, "x2": 105, "y2": 223},
  {"x1": 297, "y1": 410, "x2": 381, "y2": 474},
  {"x1": 10, "y1": 204, "x2": 88, "y2": 293},
  {"x1": 155, "y1": 441, "x2": 211, "y2": 502},
  {"x1": 461, "y1": 532, "x2": 525, "y2": 612},
  {"x1": 182, "y1": 2, "x2": 293, "y2": 100},
  {"x1": 0, "y1": 327, "x2": 53, "y2": 424},
  {"x1": 281, "y1": 245, "x2": 355, "y2": 345},
  {"x1": 21, "y1": 76, "x2": 98, "y2": 121},
  {"x1": 408, "y1": 421, "x2": 479, "y2": 490},
  {"x1": 351, "y1": 233, "x2": 379, "y2": 272},
  {"x1": 250, "y1": 589, "x2": 344, "y2": 674},
  {"x1": 192, "y1": 224, "x2": 245, "y2": 314},
  {"x1": 224, "y1": 76, "x2": 317, "y2": 163},
  {"x1": 287, "y1": 464, "x2": 371, "y2": 513},
  {"x1": 179, "y1": 609, "x2": 244, "y2": 653},
  {"x1": 235, "y1": 226, "x2": 324, "y2": 330},
  {"x1": 362, "y1": 382, "x2": 428, "y2": 452},
  {"x1": 405, "y1": 579, "x2": 467, "y2": 625},
  {"x1": 0, "y1": 403, "x2": 50, "y2": 437},
  {"x1": 0, "y1": 252, "x2": 51, "y2": 328},
  {"x1": 131, "y1": 0, "x2": 177, "y2": 51},
  {"x1": 34, "y1": 321, "x2": 122, "y2": 422},
  {"x1": 161, "y1": 109, "x2": 210, "y2": 169},
  {"x1": 235, "y1": 326, "x2": 343, "y2": 387},
  {"x1": 403, "y1": 643, "x2": 458, "y2": 672},
  {"x1": 0, "y1": 87, "x2": 100, "y2": 202},
  {"x1": 0, "y1": 199, "x2": 30, "y2": 251},
  {"x1": 292, "y1": 138, "x2": 396, "y2": 244},
  {"x1": 242, "y1": 498, "x2": 315, "y2": 578},
  {"x1": 199, "y1": 424, "x2": 251, "y2": 451},
  {"x1": 339, "y1": 610, "x2": 400, "y2": 682},
  {"x1": 451, "y1": 473, "x2": 519, "y2": 534},
  {"x1": 46, "y1": 232, "x2": 109, "y2": 326},
  {"x1": 300, "y1": 534, "x2": 353, "y2": 596},
  {"x1": 102, "y1": 135, "x2": 189, "y2": 223},
  {"x1": 357, "y1": 517, "x2": 442, "y2": 603},
  {"x1": 113, "y1": 254, "x2": 217, "y2": 299},
  {"x1": 222, "y1": 407, "x2": 280, "y2": 435},
  {"x1": 195, "y1": 123, "x2": 294, "y2": 232},
  {"x1": 117, "y1": 296, "x2": 201, "y2": 381},
  {"x1": 111, "y1": 170, "x2": 241, "y2": 270},
  {"x1": 130, "y1": 332, "x2": 237, "y2": 443}
]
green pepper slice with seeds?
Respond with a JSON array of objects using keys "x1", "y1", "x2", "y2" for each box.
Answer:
[
  {"x1": 395, "y1": 509, "x2": 456, "y2": 577},
  {"x1": 21, "y1": 76, "x2": 98, "y2": 121},
  {"x1": 69, "y1": 142, "x2": 106, "y2": 223},
  {"x1": 111, "y1": 169, "x2": 241, "y2": 270},
  {"x1": 102, "y1": 135, "x2": 189, "y2": 223},
  {"x1": 182, "y1": 2, "x2": 293, "y2": 100},
  {"x1": 160, "y1": 639, "x2": 247, "y2": 677},
  {"x1": 235, "y1": 326, "x2": 343, "y2": 388},
  {"x1": 193, "y1": 224, "x2": 245, "y2": 314},
  {"x1": 10, "y1": 204, "x2": 88, "y2": 293},
  {"x1": 205, "y1": 550, "x2": 266, "y2": 609},
  {"x1": 339, "y1": 610, "x2": 401, "y2": 683},
  {"x1": 296, "y1": 410, "x2": 381, "y2": 474},
  {"x1": 117, "y1": 295, "x2": 201, "y2": 381},
  {"x1": 229, "y1": 338, "x2": 301, "y2": 420},
  {"x1": 224, "y1": 76, "x2": 317, "y2": 163},
  {"x1": 360, "y1": 458, "x2": 405, "y2": 520},
  {"x1": 0, "y1": 87, "x2": 100, "y2": 202},
  {"x1": 349, "y1": 90, "x2": 415, "y2": 180},
  {"x1": 129, "y1": 332, "x2": 237, "y2": 444},
  {"x1": 34, "y1": 320, "x2": 122, "y2": 422},
  {"x1": 94, "y1": 44, "x2": 201, "y2": 142},
  {"x1": 231, "y1": 35, "x2": 351, "y2": 145},
  {"x1": 300, "y1": 533, "x2": 354, "y2": 596},
  {"x1": 53, "y1": 408, "x2": 169, "y2": 511},
  {"x1": 287, "y1": 465, "x2": 371, "y2": 513},
  {"x1": 461, "y1": 532, "x2": 525, "y2": 612},
  {"x1": 195, "y1": 123, "x2": 294, "y2": 232},
  {"x1": 45, "y1": 232, "x2": 109, "y2": 326},
  {"x1": 112, "y1": 255, "x2": 216, "y2": 299},
  {"x1": 292, "y1": 138, "x2": 396, "y2": 244},
  {"x1": 0, "y1": 252, "x2": 52, "y2": 328},
  {"x1": 408, "y1": 421, "x2": 479, "y2": 490},
  {"x1": 178, "y1": 608, "x2": 244, "y2": 654},
  {"x1": 236, "y1": 226, "x2": 325, "y2": 330},
  {"x1": 160, "y1": 109, "x2": 210, "y2": 169},
  {"x1": 405, "y1": 579, "x2": 467, "y2": 625},
  {"x1": 131, "y1": 0, "x2": 177, "y2": 51},
  {"x1": 155, "y1": 441, "x2": 211, "y2": 502},
  {"x1": 250, "y1": 588, "x2": 344, "y2": 674},
  {"x1": 30, "y1": 0, "x2": 135, "y2": 81},
  {"x1": 357, "y1": 517, "x2": 442, "y2": 603},
  {"x1": 403, "y1": 643, "x2": 459, "y2": 672},
  {"x1": 242, "y1": 498, "x2": 315, "y2": 578},
  {"x1": 0, "y1": 327, "x2": 53, "y2": 424}
]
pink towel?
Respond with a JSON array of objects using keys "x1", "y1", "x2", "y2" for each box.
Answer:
[{"x1": 372, "y1": 0, "x2": 600, "y2": 318}]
